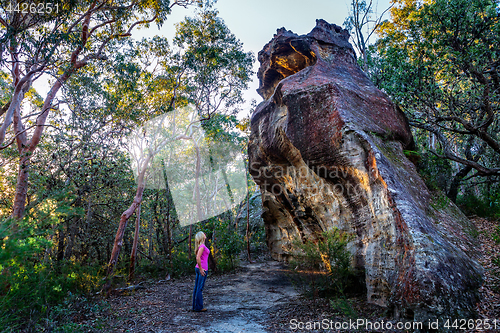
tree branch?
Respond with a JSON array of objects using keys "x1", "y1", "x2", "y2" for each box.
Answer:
[
  {"x1": 0, "y1": 124, "x2": 58, "y2": 151},
  {"x1": 0, "y1": 99, "x2": 11, "y2": 118},
  {"x1": 411, "y1": 121, "x2": 500, "y2": 176}
]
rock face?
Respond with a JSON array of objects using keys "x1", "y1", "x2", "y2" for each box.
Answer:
[{"x1": 248, "y1": 19, "x2": 483, "y2": 322}]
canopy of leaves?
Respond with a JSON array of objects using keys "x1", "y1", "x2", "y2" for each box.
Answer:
[
  {"x1": 374, "y1": 0, "x2": 500, "y2": 182},
  {"x1": 173, "y1": 9, "x2": 254, "y2": 118}
]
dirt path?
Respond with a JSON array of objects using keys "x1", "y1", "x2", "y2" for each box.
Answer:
[
  {"x1": 101, "y1": 260, "x2": 299, "y2": 333},
  {"x1": 90, "y1": 217, "x2": 500, "y2": 333}
]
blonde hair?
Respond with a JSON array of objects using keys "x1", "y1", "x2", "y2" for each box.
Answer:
[{"x1": 194, "y1": 231, "x2": 206, "y2": 254}]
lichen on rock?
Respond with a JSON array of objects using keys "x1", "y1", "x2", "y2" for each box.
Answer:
[{"x1": 248, "y1": 19, "x2": 483, "y2": 322}]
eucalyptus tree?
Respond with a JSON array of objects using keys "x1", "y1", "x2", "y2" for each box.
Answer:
[
  {"x1": 173, "y1": 8, "x2": 254, "y2": 119},
  {"x1": 170, "y1": 7, "x2": 253, "y2": 257},
  {"x1": 48, "y1": 51, "x2": 143, "y2": 265},
  {"x1": 105, "y1": 9, "x2": 253, "y2": 283},
  {"x1": 25, "y1": 113, "x2": 136, "y2": 265},
  {"x1": 0, "y1": 0, "x2": 199, "y2": 220},
  {"x1": 2, "y1": 37, "x2": 153, "y2": 267},
  {"x1": 173, "y1": 7, "x2": 253, "y2": 213},
  {"x1": 374, "y1": 0, "x2": 500, "y2": 201},
  {"x1": 343, "y1": 0, "x2": 393, "y2": 73}
]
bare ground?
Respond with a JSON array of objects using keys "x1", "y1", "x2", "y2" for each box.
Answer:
[
  {"x1": 82, "y1": 217, "x2": 500, "y2": 333},
  {"x1": 90, "y1": 259, "x2": 302, "y2": 333}
]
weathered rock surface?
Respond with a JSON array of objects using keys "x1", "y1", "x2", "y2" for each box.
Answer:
[{"x1": 248, "y1": 19, "x2": 483, "y2": 322}]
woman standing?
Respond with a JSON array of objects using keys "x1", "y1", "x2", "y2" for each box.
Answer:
[{"x1": 192, "y1": 231, "x2": 210, "y2": 312}]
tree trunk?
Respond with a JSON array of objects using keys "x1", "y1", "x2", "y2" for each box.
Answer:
[
  {"x1": 0, "y1": 75, "x2": 29, "y2": 145},
  {"x1": 148, "y1": 201, "x2": 154, "y2": 258},
  {"x1": 64, "y1": 217, "x2": 78, "y2": 260},
  {"x1": 167, "y1": 217, "x2": 173, "y2": 275},
  {"x1": 188, "y1": 224, "x2": 193, "y2": 259},
  {"x1": 103, "y1": 183, "x2": 146, "y2": 296},
  {"x1": 65, "y1": 191, "x2": 82, "y2": 260},
  {"x1": 56, "y1": 230, "x2": 65, "y2": 263},
  {"x1": 212, "y1": 226, "x2": 216, "y2": 254},
  {"x1": 105, "y1": 151, "x2": 152, "y2": 292},
  {"x1": 11, "y1": 154, "x2": 30, "y2": 220},
  {"x1": 129, "y1": 203, "x2": 141, "y2": 281},
  {"x1": 246, "y1": 191, "x2": 252, "y2": 263},
  {"x1": 447, "y1": 165, "x2": 473, "y2": 203},
  {"x1": 10, "y1": 74, "x2": 67, "y2": 219},
  {"x1": 107, "y1": 185, "x2": 144, "y2": 275}
]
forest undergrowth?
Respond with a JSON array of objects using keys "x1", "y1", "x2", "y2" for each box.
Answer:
[{"x1": 2, "y1": 217, "x2": 497, "y2": 333}]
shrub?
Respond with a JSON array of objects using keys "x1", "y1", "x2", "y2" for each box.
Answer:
[
  {"x1": 249, "y1": 225, "x2": 267, "y2": 253},
  {"x1": 212, "y1": 218, "x2": 244, "y2": 272},
  {"x1": 0, "y1": 217, "x2": 103, "y2": 331},
  {"x1": 494, "y1": 225, "x2": 500, "y2": 244},
  {"x1": 416, "y1": 152, "x2": 453, "y2": 193},
  {"x1": 289, "y1": 228, "x2": 358, "y2": 298},
  {"x1": 198, "y1": 216, "x2": 244, "y2": 272},
  {"x1": 493, "y1": 225, "x2": 500, "y2": 292},
  {"x1": 170, "y1": 247, "x2": 195, "y2": 277},
  {"x1": 457, "y1": 193, "x2": 500, "y2": 219}
]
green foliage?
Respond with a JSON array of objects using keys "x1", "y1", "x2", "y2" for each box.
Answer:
[
  {"x1": 33, "y1": 292, "x2": 108, "y2": 333},
  {"x1": 174, "y1": 8, "x2": 254, "y2": 117},
  {"x1": 0, "y1": 217, "x2": 103, "y2": 331},
  {"x1": 289, "y1": 228, "x2": 358, "y2": 298},
  {"x1": 330, "y1": 297, "x2": 357, "y2": 318},
  {"x1": 493, "y1": 256, "x2": 500, "y2": 277},
  {"x1": 249, "y1": 224, "x2": 267, "y2": 253},
  {"x1": 0, "y1": 70, "x2": 10, "y2": 94},
  {"x1": 130, "y1": 246, "x2": 195, "y2": 280},
  {"x1": 171, "y1": 246, "x2": 196, "y2": 278},
  {"x1": 416, "y1": 151, "x2": 453, "y2": 193},
  {"x1": 343, "y1": 0, "x2": 381, "y2": 73},
  {"x1": 492, "y1": 229, "x2": 500, "y2": 292},
  {"x1": 206, "y1": 217, "x2": 244, "y2": 272},
  {"x1": 457, "y1": 193, "x2": 500, "y2": 219},
  {"x1": 430, "y1": 192, "x2": 452, "y2": 213},
  {"x1": 493, "y1": 225, "x2": 500, "y2": 244},
  {"x1": 133, "y1": 215, "x2": 246, "y2": 278},
  {"x1": 0, "y1": 2, "x2": 254, "y2": 330},
  {"x1": 373, "y1": 0, "x2": 500, "y2": 198}
]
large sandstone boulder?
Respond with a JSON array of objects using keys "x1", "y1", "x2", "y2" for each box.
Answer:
[{"x1": 248, "y1": 19, "x2": 483, "y2": 322}]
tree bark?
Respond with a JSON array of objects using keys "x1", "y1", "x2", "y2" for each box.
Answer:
[
  {"x1": 0, "y1": 71, "x2": 31, "y2": 146},
  {"x1": 0, "y1": 99, "x2": 10, "y2": 119},
  {"x1": 448, "y1": 165, "x2": 473, "y2": 203},
  {"x1": 10, "y1": 73, "x2": 67, "y2": 219},
  {"x1": 167, "y1": 216, "x2": 173, "y2": 275},
  {"x1": 188, "y1": 224, "x2": 192, "y2": 259},
  {"x1": 103, "y1": 184, "x2": 145, "y2": 296},
  {"x1": 246, "y1": 191, "x2": 252, "y2": 263},
  {"x1": 105, "y1": 144, "x2": 152, "y2": 285},
  {"x1": 11, "y1": 154, "x2": 30, "y2": 219},
  {"x1": 64, "y1": 215, "x2": 79, "y2": 260},
  {"x1": 56, "y1": 230, "x2": 65, "y2": 263},
  {"x1": 129, "y1": 203, "x2": 141, "y2": 281},
  {"x1": 107, "y1": 185, "x2": 145, "y2": 274},
  {"x1": 148, "y1": 198, "x2": 154, "y2": 258}
]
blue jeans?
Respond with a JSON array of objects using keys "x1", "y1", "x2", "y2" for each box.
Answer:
[{"x1": 192, "y1": 267, "x2": 207, "y2": 311}]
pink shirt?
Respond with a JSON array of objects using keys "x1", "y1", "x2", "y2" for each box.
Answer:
[{"x1": 195, "y1": 244, "x2": 210, "y2": 271}]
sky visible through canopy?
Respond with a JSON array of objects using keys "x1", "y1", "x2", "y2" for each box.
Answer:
[
  {"x1": 25, "y1": 1, "x2": 392, "y2": 222},
  {"x1": 29, "y1": 0, "x2": 392, "y2": 118},
  {"x1": 131, "y1": 0, "x2": 392, "y2": 118},
  {"x1": 125, "y1": 0, "x2": 391, "y2": 224}
]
